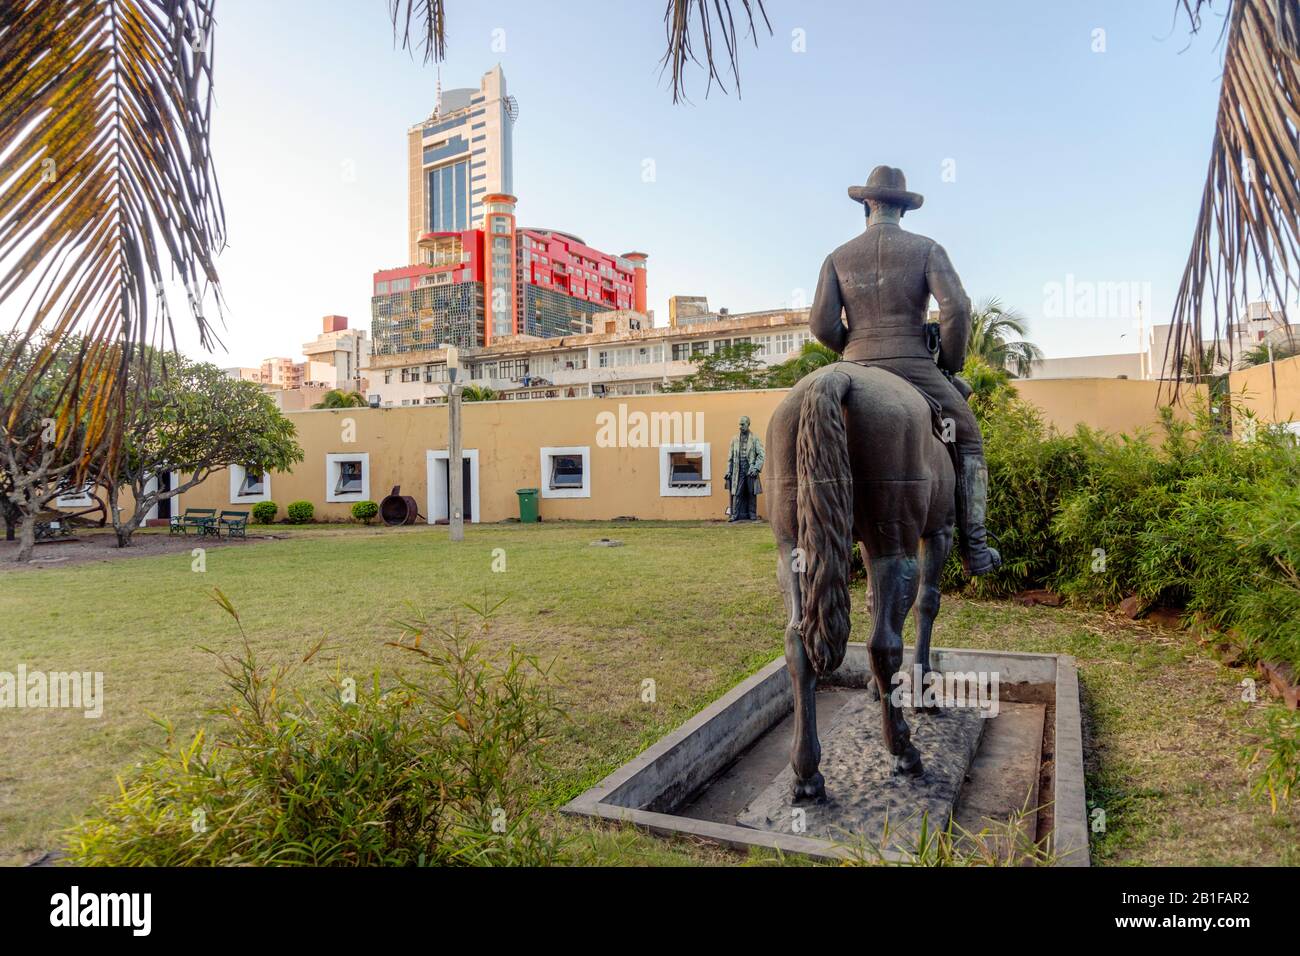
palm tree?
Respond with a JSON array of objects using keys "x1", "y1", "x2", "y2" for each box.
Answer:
[
  {"x1": 1, "y1": 1, "x2": 224, "y2": 474},
  {"x1": 766, "y1": 341, "x2": 839, "y2": 387},
  {"x1": 312, "y1": 389, "x2": 368, "y2": 409},
  {"x1": 1180, "y1": 343, "x2": 1228, "y2": 384},
  {"x1": 459, "y1": 384, "x2": 498, "y2": 402},
  {"x1": 1238, "y1": 338, "x2": 1300, "y2": 368},
  {"x1": 967, "y1": 298, "x2": 1043, "y2": 378},
  {"x1": 960, "y1": 355, "x2": 1014, "y2": 403},
  {"x1": 1169, "y1": 0, "x2": 1300, "y2": 389},
  {"x1": 0, "y1": 1, "x2": 770, "y2": 476}
]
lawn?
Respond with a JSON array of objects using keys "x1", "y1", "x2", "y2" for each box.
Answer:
[{"x1": 0, "y1": 522, "x2": 1295, "y2": 866}]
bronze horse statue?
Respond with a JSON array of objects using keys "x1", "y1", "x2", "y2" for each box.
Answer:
[{"x1": 766, "y1": 362, "x2": 956, "y2": 800}]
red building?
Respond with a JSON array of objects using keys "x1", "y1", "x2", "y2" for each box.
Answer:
[{"x1": 371, "y1": 194, "x2": 647, "y2": 355}]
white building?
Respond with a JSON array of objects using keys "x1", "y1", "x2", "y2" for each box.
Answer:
[
  {"x1": 1027, "y1": 301, "x2": 1292, "y2": 380},
  {"x1": 366, "y1": 307, "x2": 814, "y2": 406},
  {"x1": 303, "y1": 315, "x2": 370, "y2": 393}
]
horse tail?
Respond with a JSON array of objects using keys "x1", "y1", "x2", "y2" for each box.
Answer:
[{"x1": 796, "y1": 369, "x2": 855, "y2": 677}]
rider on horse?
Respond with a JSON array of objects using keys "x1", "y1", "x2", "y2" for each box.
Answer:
[{"x1": 807, "y1": 166, "x2": 1001, "y2": 577}]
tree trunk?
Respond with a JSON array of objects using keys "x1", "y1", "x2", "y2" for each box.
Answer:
[
  {"x1": 2, "y1": 494, "x2": 17, "y2": 541},
  {"x1": 108, "y1": 485, "x2": 143, "y2": 548},
  {"x1": 115, "y1": 512, "x2": 144, "y2": 548},
  {"x1": 13, "y1": 513, "x2": 36, "y2": 563}
]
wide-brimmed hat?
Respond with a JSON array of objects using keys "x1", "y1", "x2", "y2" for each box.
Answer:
[{"x1": 848, "y1": 165, "x2": 924, "y2": 211}]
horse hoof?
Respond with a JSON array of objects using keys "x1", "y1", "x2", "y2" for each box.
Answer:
[
  {"x1": 893, "y1": 745, "x2": 923, "y2": 777},
  {"x1": 791, "y1": 772, "x2": 826, "y2": 803},
  {"x1": 869, "y1": 683, "x2": 881, "y2": 702}
]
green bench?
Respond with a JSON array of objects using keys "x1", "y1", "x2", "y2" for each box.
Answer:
[
  {"x1": 217, "y1": 510, "x2": 249, "y2": 539},
  {"x1": 170, "y1": 508, "x2": 216, "y2": 535}
]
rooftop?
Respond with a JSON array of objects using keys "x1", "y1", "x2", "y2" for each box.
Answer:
[{"x1": 366, "y1": 307, "x2": 810, "y2": 369}]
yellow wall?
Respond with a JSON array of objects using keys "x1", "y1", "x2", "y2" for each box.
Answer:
[
  {"x1": 1229, "y1": 355, "x2": 1300, "y2": 426},
  {"x1": 1014, "y1": 377, "x2": 1203, "y2": 435},
  {"x1": 168, "y1": 379, "x2": 1203, "y2": 524},
  {"x1": 180, "y1": 391, "x2": 784, "y2": 523}
]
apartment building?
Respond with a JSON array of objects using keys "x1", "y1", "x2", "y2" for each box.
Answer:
[
  {"x1": 366, "y1": 306, "x2": 812, "y2": 406},
  {"x1": 302, "y1": 315, "x2": 370, "y2": 393},
  {"x1": 373, "y1": 193, "x2": 648, "y2": 353},
  {"x1": 1027, "y1": 301, "x2": 1292, "y2": 380}
]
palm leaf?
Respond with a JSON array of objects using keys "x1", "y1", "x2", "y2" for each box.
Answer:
[
  {"x1": 1167, "y1": 0, "x2": 1300, "y2": 393},
  {"x1": 388, "y1": 0, "x2": 771, "y2": 104},
  {"x1": 0, "y1": 0, "x2": 224, "y2": 474},
  {"x1": 659, "y1": 0, "x2": 771, "y2": 103},
  {"x1": 388, "y1": 0, "x2": 446, "y2": 63},
  {"x1": 969, "y1": 297, "x2": 1043, "y2": 378}
]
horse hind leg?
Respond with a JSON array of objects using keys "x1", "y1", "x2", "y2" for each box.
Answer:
[
  {"x1": 868, "y1": 553, "x2": 924, "y2": 776},
  {"x1": 914, "y1": 528, "x2": 955, "y2": 713},
  {"x1": 778, "y1": 538, "x2": 825, "y2": 801}
]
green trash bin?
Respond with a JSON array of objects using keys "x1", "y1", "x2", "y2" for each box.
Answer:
[{"x1": 516, "y1": 488, "x2": 539, "y2": 523}]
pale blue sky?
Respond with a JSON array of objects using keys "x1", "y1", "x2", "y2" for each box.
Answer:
[{"x1": 200, "y1": 0, "x2": 1234, "y2": 367}]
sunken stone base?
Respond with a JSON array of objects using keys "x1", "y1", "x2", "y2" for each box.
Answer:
[
  {"x1": 736, "y1": 695, "x2": 985, "y2": 845},
  {"x1": 562, "y1": 644, "x2": 1088, "y2": 865}
]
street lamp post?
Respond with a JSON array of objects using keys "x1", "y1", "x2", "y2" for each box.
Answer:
[{"x1": 446, "y1": 346, "x2": 464, "y2": 543}]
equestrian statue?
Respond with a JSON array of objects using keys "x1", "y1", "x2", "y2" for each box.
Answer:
[{"x1": 766, "y1": 166, "x2": 1000, "y2": 800}]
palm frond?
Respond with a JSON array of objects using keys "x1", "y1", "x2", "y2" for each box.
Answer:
[
  {"x1": 387, "y1": 0, "x2": 771, "y2": 104},
  {"x1": 660, "y1": 0, "x2": 771, "y2": 103},
  {"x1": 968, "y1": 297, "x2": 1042, "y2": 377},
  {"x1": 1167, "y1": 0, "x2": 1300, "y2": 394},
  {"x1": 388, "y1": 0, "x2": 446, "y2": 64},
  {"x1": 0, "y1": 0, "x2": 224, "y2": 474}
]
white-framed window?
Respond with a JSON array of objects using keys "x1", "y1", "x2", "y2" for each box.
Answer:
[
  {"x1": 539, "y1": 446, "x2": 590, "y2": 499},
  {"x1": 325, "y1": 452, "x2": 370, "y2": 503},
  {"x1": 660, "y1": 443, "x2": 711, "y2": 497},
  {"x1": 229, "y1": 464, "x2": 271, "y2": 504}
]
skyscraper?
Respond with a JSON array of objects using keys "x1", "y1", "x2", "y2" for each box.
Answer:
[
  {"x1": 406, "y1": 64, "x2": 517, "y2": 265},
  {"x1": 375, "y1": 64, "x2": 646, "y2": 355}
]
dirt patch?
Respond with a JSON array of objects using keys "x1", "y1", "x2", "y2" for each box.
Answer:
[{"x1": 0, "y1": 529, "x2": 277, "y2": 572}]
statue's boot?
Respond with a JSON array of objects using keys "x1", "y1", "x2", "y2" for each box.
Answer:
[{"x1": 955, "y1": 454, "x2": 1001, "y2": 576}]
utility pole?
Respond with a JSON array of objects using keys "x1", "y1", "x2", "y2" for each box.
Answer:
[{"x1": 446, "y1": 346, "x2": 464, "y2": 542}]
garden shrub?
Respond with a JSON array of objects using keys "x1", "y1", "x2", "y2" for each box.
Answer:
[
  {"x1": 1052, "y1": 399, "x2": 1300, "y2": 638},
  {"x1": 1241, "y1": 706, "x2": 1300, "y2": 814},
  {"x1": 1224, "y1": 475, "x2": 1300, "y2": 670},
  {"x1": 941, "y1": 364, "x2": 1087, "y2": 596},
  {"x1": 64, "y1": 594, "x2": 566, "y2": 866},
  {"x1": 251, "y1": 501, "x2": 278, "y2": 524},
  {"x1": 1050, "y1": 422, "x2": 1176, "y2": 604},
  {"x1": 942, "y1": 376, "x2": 1300, "y2": 675},
  {"x1": 351, "y1": 500, "x2": 379, "y2": 524},
  {"x1": 285, "y1": 500, "x2": 314, "y2": 524}
]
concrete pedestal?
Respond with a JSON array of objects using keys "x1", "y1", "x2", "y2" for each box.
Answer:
[{"x1": 736, "y1": 693, "x2": 986, "y2": 847}]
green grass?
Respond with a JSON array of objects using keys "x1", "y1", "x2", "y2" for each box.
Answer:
[{"x1": 0, "y1": 522, "x2": 1294, "y2": 866}]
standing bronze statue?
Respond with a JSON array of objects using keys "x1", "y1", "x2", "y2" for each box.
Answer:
[
  {"x1": 725, "y1": 416, "x2": 764, "y2": 521},
  {"x1": 766, "y1": 166, "x2": 999, "y2": 799}
]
